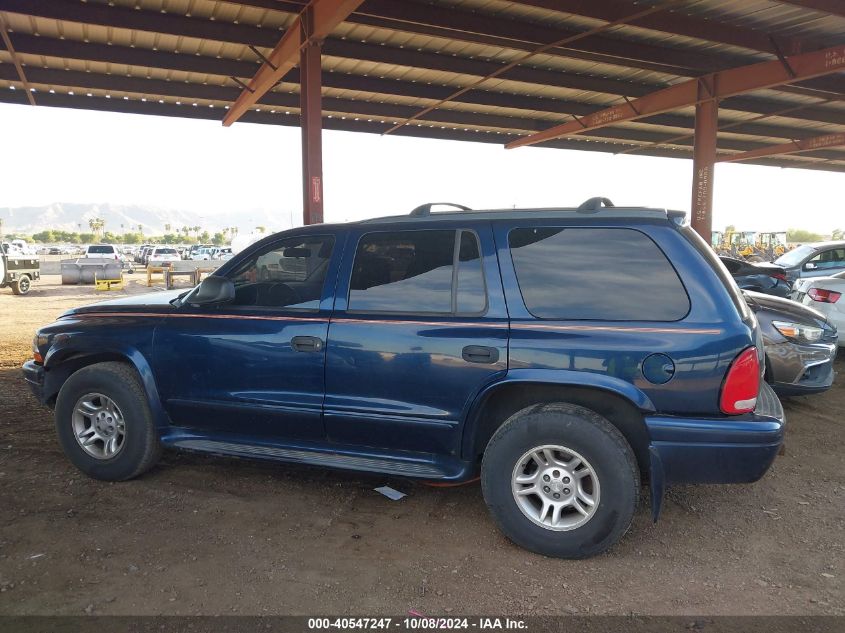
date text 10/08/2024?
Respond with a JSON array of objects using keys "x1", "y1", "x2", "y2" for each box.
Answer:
[{"x1": 307, "y1": 618, "x2": 528, "y2": 630}]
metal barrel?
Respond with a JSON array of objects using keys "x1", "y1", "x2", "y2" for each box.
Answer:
[{"x1": 61, "y1": 262, "x2": 81, "y2": 285}]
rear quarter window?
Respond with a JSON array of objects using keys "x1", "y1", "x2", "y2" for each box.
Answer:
[{"x1": 508, "y1": 227, "x2": 690, "y2": 321}]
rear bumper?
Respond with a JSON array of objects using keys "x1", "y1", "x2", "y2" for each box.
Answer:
[
  {"x1": 645, "y1": 382, "x2": 785, "y2": 487},
  {"x1": 22, "y1": 359, "x2": 46, "y2": 402}
]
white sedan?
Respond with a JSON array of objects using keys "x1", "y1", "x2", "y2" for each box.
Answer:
[{"x1": 793, "y1": 271, "x2": 845, "y2": 346}]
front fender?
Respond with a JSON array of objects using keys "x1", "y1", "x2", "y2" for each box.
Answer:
[{"x1": 43, "y1": 332, "x2": 169, "y2": 430}]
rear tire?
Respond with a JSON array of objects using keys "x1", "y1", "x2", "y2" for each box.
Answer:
[
  {"x1": 12, "y1": 274, "x2": 31, "y2": 295},
  {"x1": 55, "y1": 362, "x2": 161, "y2": 481},
  {"x1": 481, "y1": 402, "x2": 639, "y2": 558}
]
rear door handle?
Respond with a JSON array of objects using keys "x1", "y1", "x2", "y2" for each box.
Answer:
[
  {"x1": 462, "y1": 345, "x2": 499, "y2": 364},
  {"x1": 291, "y1": 336, "x2": 324, "y2": 353}
]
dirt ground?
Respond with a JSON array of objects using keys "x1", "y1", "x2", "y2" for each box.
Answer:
[{"x1": 0, "y1": 276, "x2": 842, "y2": 616}]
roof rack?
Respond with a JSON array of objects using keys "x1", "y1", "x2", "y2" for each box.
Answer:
[
  {"x1": 577, "y1": 197, "x2": 615, "y2": 213},
  {"x1": 410, "y1": 202, "x2": 472, "y2": 217}
]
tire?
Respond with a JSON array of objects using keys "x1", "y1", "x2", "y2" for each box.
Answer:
[
  {"x1": 12, "y1": 274, "x2": 31, "y2": 295},
  {"x1": 54, "y1": 361, "x2": 161, "y2": 481},
  {"x1": 481, "y1": 402, "x2": 639, "y2": 559}
]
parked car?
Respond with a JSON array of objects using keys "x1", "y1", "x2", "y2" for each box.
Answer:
[
  {"x1": 135, "y1": 245, "x2": 151, "y2": 264},
  {"x1": 1, "y1": 243, "x2": 40, "y2": 295},
  {"x1": 24, "y1": 199, "x2": 785, "y2": 559},
  {"x1": 147, "y1": 247, "x2": 181, "y2": 268},
  {"x1": 191, "y1": 247, "x2": 217, "y2": 261},
  {"x1": 212, "y1": 247, "x2": 234, "y2": 261},
  {"x1": 792, "y1": 271, "x2": 845, "y2": 346},
  {"x1": 719, "y1": 256, "x2": 790, "y2": 297},
  {"x1": 185, "y1": 244, "x2": 214, "y2": 260},
  {"x1": 744, "y1": 291, "x2": 837, "y2": 396},
  {"x1": 83, "y1": 244, "x2": 120, "y2": 260},
  {"x1": 774, "y1": 241, "x2": 845, "y2": 284}
]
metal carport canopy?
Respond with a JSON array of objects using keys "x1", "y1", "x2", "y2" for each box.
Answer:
[{"x1": 0, "y1": 0, "x2": 843, "y2": 234}]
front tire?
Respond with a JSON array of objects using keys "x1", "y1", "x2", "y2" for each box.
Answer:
[
  {"x1": 55, "y1": 362, "x2": 161, "y2": 481},
  {"x1": 481, "y1": 403, "x2": 639, "y2": 558}
]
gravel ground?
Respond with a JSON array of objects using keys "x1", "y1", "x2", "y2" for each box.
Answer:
[{"x1": 0, "y1": 276, "x2": 842, "y2": 615}]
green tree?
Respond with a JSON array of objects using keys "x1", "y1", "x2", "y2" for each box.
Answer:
[
  {"x1": 832, "y1": 228, "x2": 844, "y2": 240},
  {"x1": 786, "y1": 228, "x2": 823, "y2": 243}
]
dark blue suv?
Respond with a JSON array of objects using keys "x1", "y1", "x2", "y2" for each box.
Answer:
[{"x1": 23, "y1": 199, "x2": 785, "y2": 558}]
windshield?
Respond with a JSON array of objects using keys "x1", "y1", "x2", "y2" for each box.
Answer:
[
  {"x1": 155, "y1": 248, "x2": 178, "y2": 255},
  {"x1": 775, "y1": 244, "x2": 816, "y2": 267},
  {"x1": 87, "y1": 245, "x2": 114, "y2": 254}
]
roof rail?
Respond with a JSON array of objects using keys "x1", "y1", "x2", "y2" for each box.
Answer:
[
  {"x1": 410, "y1": 202, "x2": 472, "y2": 217},
  {"x1": 577, "y1": 197, "x2": 615, "y2": 213}
]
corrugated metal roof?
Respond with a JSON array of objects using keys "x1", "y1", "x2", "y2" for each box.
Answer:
[{"x1": 0, "y1": 0, "x2": 842, "y2": 170}]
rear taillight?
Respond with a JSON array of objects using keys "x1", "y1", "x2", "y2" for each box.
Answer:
[
  {"x1": 770, "y1": 272, "x2": 787, "y2": 282},
  {"x1": 808, "y1": 288, "x2": 841, "y2": 303},
  {"x1": 720, "y1": 347, "x2": 760, "y2": 415}
]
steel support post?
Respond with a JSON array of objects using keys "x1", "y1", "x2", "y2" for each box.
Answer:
[
  {"x1": 691, "y1": 80, "x2": 718, "y2": 239},
  {"x1": 300, "y1": 6, "x2": 324, "y2": 225}
]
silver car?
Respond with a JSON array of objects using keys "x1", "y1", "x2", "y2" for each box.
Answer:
[{"x1": 744, "y1": 291, "x2": 838, "y2": 396}]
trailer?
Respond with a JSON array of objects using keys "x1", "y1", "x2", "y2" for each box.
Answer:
[{"x1": 0, "y1": 245, "x2": 40, "y2": 295}]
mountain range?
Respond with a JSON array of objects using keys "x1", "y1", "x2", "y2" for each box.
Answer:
[{"x1": 0, "y1": 202, "x2": 292, "y2": 235}]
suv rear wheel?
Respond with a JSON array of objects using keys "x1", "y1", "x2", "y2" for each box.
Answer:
[
  {"x1": 55, "y1": 362, "x2": 161, "y2": 481},
  {"x1": 481, "y1": 403, "x2": 639, "y2": 558}
]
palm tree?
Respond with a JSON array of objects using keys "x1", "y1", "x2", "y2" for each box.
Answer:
[
  {"x1": 164, "y1": 223, "x2": 171, "y2": 233},
  {"x1": 832, "y1": 228, "x2": 844, "y2": 240},
  {"x1": 88, "y1": 217, "x2": 105, "y2": 239}
]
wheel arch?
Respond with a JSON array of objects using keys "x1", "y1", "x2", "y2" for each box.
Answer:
[
  {"x1": 43, "y1": 346, "x2": 168, "y2": 429},
  {"x1": 462, "y1": 378, "x2": 653, "y2": 477}
]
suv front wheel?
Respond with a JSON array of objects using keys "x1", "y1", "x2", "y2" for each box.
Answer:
[
  {"x1": 55, "y1": 362, "x2": 161, "y2": 481},
  {"x1": 481, "y1": 403, "x2": 639, "y2": 558}
]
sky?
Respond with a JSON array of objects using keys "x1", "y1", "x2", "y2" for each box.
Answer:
[{"x1": 1, "y1": 102, "x2": 843, "y2": 234}]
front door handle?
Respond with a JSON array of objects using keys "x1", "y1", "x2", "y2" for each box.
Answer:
[
  {"x1": 291, "y1": 336, "x2": 324, "y2": 353},
  {"x1": 462, "y1": 345, "x2": 499, "y2": 364}
]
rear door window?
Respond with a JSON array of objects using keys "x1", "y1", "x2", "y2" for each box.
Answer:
[
  {"x1": 349, "y1": 229, "x2": 486, "y2": 315},
  {"x1": 508, "y1": 227, "x2": 689, "y2": 321}
]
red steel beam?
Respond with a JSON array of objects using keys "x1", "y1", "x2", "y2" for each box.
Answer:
[
  {"x1": 506, "y1": 43, "x2": 845, "y2": 149},
  {"x1": 300, "y1": 5, "x2": 324, "y2": 225},
  {"x1": 718, "y1": 132, "x2": 845, "y2": 163},
  {"x1": 0, "y1": 14, "x2": 35, "y2": 105},
  {"x1": 222, "y1": 0, "x2": 362, "y2": 127},
  {"x1": 691, "y1": 80, "x2": 718, "y2": 239},
  {"x1": 774, "y1": 1, "x2": 845, "y2": 19},
  {"x1": 382, "y1": 0, "x2": 681, "y2": 135}
]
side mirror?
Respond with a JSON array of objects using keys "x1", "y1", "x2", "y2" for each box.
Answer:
[
  {"x1": 189, "y1": 275, "x2": 235, "y2": 306},
  {"x1": 804, "y1": 262, "x2": 817, "y2": 271}
]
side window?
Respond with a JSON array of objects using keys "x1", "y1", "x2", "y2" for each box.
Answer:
[
  {"x1": 228, "y1": 235, "x2": 335, "y2": 310},
  {"x1": 808, "y1": 248, "x2": 845, "y2": 269},
  {"x1": 509, "y1": 227, "x2": 689, "y2": 321},
  {"x1": 349, "y1": 229, "x2": 486, "y2": 315}
]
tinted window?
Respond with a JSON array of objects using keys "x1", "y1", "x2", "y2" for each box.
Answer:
[
  {"x1": 456, "y1": 231, "x2": 486, "y2": 314},
  {"x1": 509, "y1": 227, "x2": 689, "y2": 321},
  {"x1": 807, "y1": 248, "x2": 845, "y2": 270},
  {"x1": 88, "y1": 245, "x2": 114, "y2": 254},
  {"x1": 155, "y1": 248, "x2": 178, "y2": 255},
  {"x1": 228, "y1": 235, "x2": 334, "y2": 309},
  {"x1": 349, "y1": 230, "x2": 485, "y2": 315}
]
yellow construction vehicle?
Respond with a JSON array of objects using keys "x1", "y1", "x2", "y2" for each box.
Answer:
[{"x1": 757, "y1": 232, "x2": 787, "y2": 260}]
